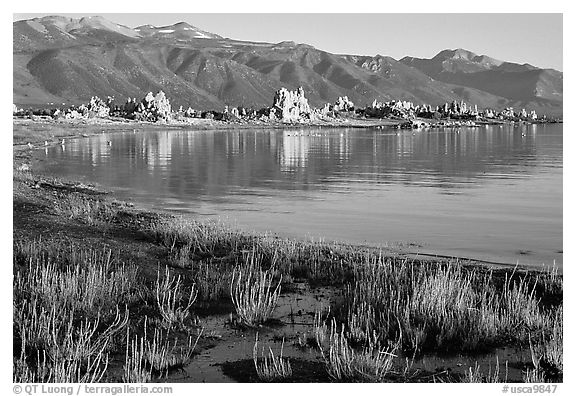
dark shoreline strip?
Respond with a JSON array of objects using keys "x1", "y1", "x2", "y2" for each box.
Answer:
[{"x1": 404, "y1": 251, "x2": 557, "y2": 271}]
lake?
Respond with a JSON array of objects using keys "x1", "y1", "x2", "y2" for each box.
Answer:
[{"x1": 35, "y1": 123, "x2": 563, "y2": 268}]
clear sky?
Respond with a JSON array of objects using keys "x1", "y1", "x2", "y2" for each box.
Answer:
[{"x1": 13, "y1": 13, "x2": 563, "y2": 71}]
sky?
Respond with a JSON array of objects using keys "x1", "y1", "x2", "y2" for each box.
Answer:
[{"x1": 13, "y1": 13, "x2": 563, "y2": 71}]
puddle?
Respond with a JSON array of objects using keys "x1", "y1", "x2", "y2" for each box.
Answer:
[
  {"x1": 408, "y1": 346, "x2": 533, "y2": 382},
  {"x1": 170, "y1": 283, "x2": 338, "y2": 382}
]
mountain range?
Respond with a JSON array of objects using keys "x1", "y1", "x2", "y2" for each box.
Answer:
[{"x1": 13, "y1": 16, "x2": 563, "y2": 116}]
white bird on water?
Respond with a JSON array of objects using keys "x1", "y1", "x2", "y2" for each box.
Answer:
[
  {"x1": 107, "y1": 141, "x2": 112, "y2": 146},
  {"x1": 60, "y1": 139, "x2": 65, "y2": 145}
]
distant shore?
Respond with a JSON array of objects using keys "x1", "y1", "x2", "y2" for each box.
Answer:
[{"x1": 13, "y1": 114, "x2": 558, "y2": 149}]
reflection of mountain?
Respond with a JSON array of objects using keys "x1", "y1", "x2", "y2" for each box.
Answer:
[{"x1": 43, "y1": 126, "x2": 561, "y2": 203}]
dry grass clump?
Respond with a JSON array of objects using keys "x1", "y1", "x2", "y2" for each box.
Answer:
[
  {"x1": 542, "y1": 307, "x2": 563, "y2": 372},
  {"x1": 230, "y1": 253, "x2": 282, "y2": 327},
  {"x1": 123, "y1": 330, "x2": 152, "y2": 383},
  {"x1": 523, "y1": 308, "x2": 563, "y2": 382},
  {"x1": 53, "y1": 194, "x2": 117, "y2": 225},
  {"x1": 315, "y1": 319, "x2": 397, "y2": 382},
  {"x1": 13, "y1": 238, "x2": 141, "y2": 382},
  {"x1": 149, "y1": 216, "x2": 357, "y2": 286},
  {"x1": 334, "y1": 257, "x2": 561, "y2": 354},
  {"x1": 536, "y1": 263, "x2": 562, "y2": 296},
  {"x1": 464, "y1": 357, "x2": 508, "y2": 383},
  {"x1": 192, "y1": 260, "x2": 233, "y2": 302},
  {"x1": 155, "y1": 266, "x2": 198, "y2": 330},
  {"x1": 253, "y1": 334, "x2": 293, "y2": 382},
  {"x1": 13, "y1": 301, "x2": 128, "y2": 382},
  {"x1": 150, "y1": 217, "x2": 253, "y2": 260},
  {"x1": 123, "y1": 318, "x2": 201, "y2": 382},
  {"x1": 14, "y1": 244, "x2": 139, "y2": 321},
  {"x1": 522, "y1": 368, "x2": 546, "y2": 383},
  {"x1": 257, "y1": 237, "x2": 356, "y2": 285}
]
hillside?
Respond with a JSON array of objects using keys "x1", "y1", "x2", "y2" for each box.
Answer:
[
  {"x1": 400, "y1": 49, "x2": 562, "y2": 114},
  {"x1": 13, "y1": 16, "x2": 563, "y2": 116}
]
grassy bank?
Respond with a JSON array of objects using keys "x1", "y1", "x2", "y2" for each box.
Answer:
[{"x1": 12, "y1": 159, "x2": 563, "y2": 382}]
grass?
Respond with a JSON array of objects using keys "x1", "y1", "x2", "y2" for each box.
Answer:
[
  {"x1": 524, "y1": 308, "x2": 563, "y2": 382},
  {"x1": 13, "y1": 236, "x2": 202, "y2": 382},
  {"x1": 523, "y1": 368, "x2": 546, "y2": 383},
  {"x1": 315, "y1": 319, "x2": 398, "y2": 382},
  {"x1": 14, "y1": 241, "x2": 140, "y2": 320},
  {"x1": 230, "y1": 253, "x2": 282, "y2": 327},
  {"x1": 192, "y1": 260, "x2": 233, "y2": 302},
  {"x1": 149, "y1": 216, "x2": 356, "y2": 285},
  {"x1": 52, "y1": 194, "x2": 117, "y2": 225},
  {"x1": 464, "y1": 357, "x2": 508, "y2": 383},
  {"x1": 123, "y1": 328, "x2": 152, "y2": 383},
  {"x1": 253, "y1": 334, "x2": 293, "y2": 382},
  {"x1": 13, "y1": 300, "x2": 128, "y2": 382},
  {"x1": 14, "y1": 237, "x2": 139, "y2": 382},
  {"x1": 150, "y1": 217, "x2": 253, "y2": 261},
  {"x1": 155, "y1": 266, "x2": 198, "y2": 330},
  {"x1": 123, "y1": 317, "x2": 201, "y2": 382},
  {"x1": 329, "y1": 258, "x2": 561, "y2": 355}
]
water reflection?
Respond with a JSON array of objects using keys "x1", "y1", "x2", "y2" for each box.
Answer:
[
  {"x1": 53, "y1": 125, "x2": 557, "y2": 197},
  {"x1": 40, "y1": 124, "x2": 562, "y2": 267}
]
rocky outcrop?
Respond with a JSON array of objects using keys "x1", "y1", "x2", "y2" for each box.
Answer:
[
  {"x1": 87, "y1": 96, "x2": 111, "y2": 118},
  {"x1": 64, "y1": 109, "x2": 85, "y2": 119},
  {"x1": 271, "y1": 87, "x2": 312, "y2": 122},
  {"x1": 366, "y1": 99, "x2": 416, "y2": 119},
  {"x1": 484, "y1": 109, "x2": 495, "y2": 118},
  {"x1": 500, "y1": 107, "x2": 515, "y2": 119},
  {"x1": 333, "y1": 96, "x2": 354, "y2": 112},
  {"x1": 184, "y1": 107, "x2": 197, "y2": 118},
  {"x1": 129, "y1": 91, "x2": 172, "y2": 121}
]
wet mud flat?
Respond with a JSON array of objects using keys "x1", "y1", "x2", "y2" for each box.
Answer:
[{"x1": 167, "y1": 283, "x2": 551, "y2": 383}]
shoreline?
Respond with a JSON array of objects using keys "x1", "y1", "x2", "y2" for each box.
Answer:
[{"x1": 13, "y1": 114, "x2": 560, "y2": 147}]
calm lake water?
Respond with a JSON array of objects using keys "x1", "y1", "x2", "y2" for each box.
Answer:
[{"x1": 36, "y1": 123, "x2": 563, "y2": 268}]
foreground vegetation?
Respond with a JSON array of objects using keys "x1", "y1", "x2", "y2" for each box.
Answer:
[{"x1": 13, "y1": 165, "x2": 563, "y2": 383}]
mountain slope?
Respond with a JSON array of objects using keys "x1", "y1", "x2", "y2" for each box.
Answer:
[
  {"x1": 13, "y1": 17, "x2": 563, "y2": 116},
  {"x1": 400, "y1": 49, "x2": 562, "y2": 113}
]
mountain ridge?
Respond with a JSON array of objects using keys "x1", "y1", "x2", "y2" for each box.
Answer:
[{"x1": 13, "y1": 16, "x2": 562, "y2": 116}]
